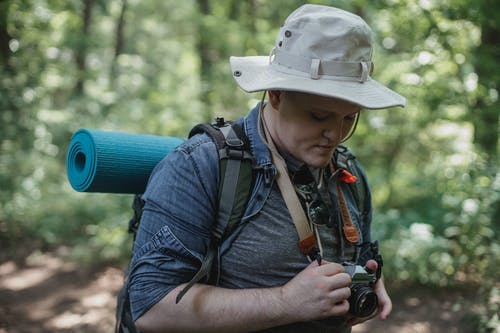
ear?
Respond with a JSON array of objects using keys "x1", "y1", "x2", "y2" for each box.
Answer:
[{"x1": 267, "y1": 90, "x2": 283, "y2": 109}]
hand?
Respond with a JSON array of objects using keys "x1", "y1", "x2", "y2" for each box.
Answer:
[
  {"x1": 344, "y1": 259, "x2": 392, "y2": 327},
  {"x1": 280, "y1": 260, "x2": 352, "y2": 322}
]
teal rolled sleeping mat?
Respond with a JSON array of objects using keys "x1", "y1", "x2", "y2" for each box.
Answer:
[{"x1": 66, "y1": 129, "x2": 184, "y2": 194}]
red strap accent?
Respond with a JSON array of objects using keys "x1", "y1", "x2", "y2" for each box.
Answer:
[
  {"x1": 299, "y1": 235, "x2": 317, "y2": 255},
  {"x1": 343, "y1": 225, "x2": 359, "y2": 243},
  {"x1": 338, "y1": 170, "x2": 357, "y2": 183}
]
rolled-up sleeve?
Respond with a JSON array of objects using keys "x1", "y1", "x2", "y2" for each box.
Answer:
[{"x1": 128, "y1": 135, "x2": 219, "y2": 321}]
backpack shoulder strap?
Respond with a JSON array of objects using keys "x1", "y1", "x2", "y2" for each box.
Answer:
[
  {"x1": 189, "y1": 118, "x2": 254, "y2": 240},
  {"x1": 176, "y1": 117, "x2": 255, "y2": 303},
  {"x1": 334, "y1": 145, "x2": 369, "y2": 215}
]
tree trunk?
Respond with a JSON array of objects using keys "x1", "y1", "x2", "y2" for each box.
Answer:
[
  {"x1": 0, "y1": 1, "x2": 12, "y2": 69},
  {"x1": 110, "y1": 0, "x2": 127, "y2": 83},
  {"x1": 196, "y1": 0, "x2": 212, "y2": 122},
  {"x1": 74, "y1": 0, "x2": 94, "y2": 95},
  {"x1": 472, "y1": 1, "x2": 500, "y2": 164}
]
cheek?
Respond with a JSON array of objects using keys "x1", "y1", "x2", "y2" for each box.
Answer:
[
  {"x1": 287, "y1": 125, "x2": 318, "y2": 147},
  {"x1": 277, "y1": 113, "x2": 321, "y2": 148},
  {"x1": 278, "y1": 125, "x2": 306, "y2": 152}
]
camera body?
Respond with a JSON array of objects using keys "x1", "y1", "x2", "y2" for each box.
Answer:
[{"x1": 342, "y1": 263, "x2": 378, "y2": 317}]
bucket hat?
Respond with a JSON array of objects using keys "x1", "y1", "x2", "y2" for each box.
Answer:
[{"x1": 230, "y1": 4, "x2": 406, "y2": 109}]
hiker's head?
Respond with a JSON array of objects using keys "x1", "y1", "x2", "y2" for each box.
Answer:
[
  {"x1": 230, "y1": 4, "x2": 406, "y2": 110},
  {"x1": 265, "y1": 90, "x2": 360, "y2": 168}
]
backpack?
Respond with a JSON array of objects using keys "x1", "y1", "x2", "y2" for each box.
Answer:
[
  {"x1": 115, "y1": 118, "x2": 255, "y2": 333},
  {"x1": 115, "y1": 118, "x2": 369, "y2": 333}
]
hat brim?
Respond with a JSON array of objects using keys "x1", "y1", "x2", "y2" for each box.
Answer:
[{"x1": 230, "y1": 56, "x2": 406, "y2": 110}]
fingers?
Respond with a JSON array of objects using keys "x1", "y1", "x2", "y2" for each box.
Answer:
[
  {"x1": 378, "y1": 289, "x2": 392, "y2": 320},
  {"x1": 298, "y1": 261, "x2": 352, "y2": 318},
  {"x1": 314, "y1": 261, "x2": 346, "y2": 276},
  {"x1": 315, "y1": 263, "x2": 351, "y2": 292},
  {"x1": 379, "y1": 300, "x2": 392, "y2": 320},
  {"x1": 329, "y1": 286, "x2": 351, "y2": 305},
  {"x1": 374, "y1": 278, "x2": 392, "y2": 320},
  {"x1": 307, "y1": 260, "x2": 351, "y2": 284},
  {"x1": 319, "y1": 265, "x2": 352, "y2": 317},
  {"x1": 330, "y1": 299, "x2": 350, "y2": 317}
]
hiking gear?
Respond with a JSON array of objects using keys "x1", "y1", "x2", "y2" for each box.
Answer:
[
  {"x1": 329, "y1": 161, "x2": 360, "y2": 244},
  {"x1": 66, "y1": 129, "x2": 184, "y2": 194},
  {"x1": 115, "y1": 119, "x2": 255, "y2": 333},
  {"x1": 176, "y1": 119, "x2": 255, "y2": 303},
  {"x1": 230, "y1": 4, "x2": 406, "y2": 109},
  {"x1": 338, "y1": 180, "x2": 360, "y2": 244},
  {"x1": 334, "y1": 145, "x2": 369, "y2": 216},
  {"x1": 338, "y1": 169, "x2": 358, "y2": 184}
]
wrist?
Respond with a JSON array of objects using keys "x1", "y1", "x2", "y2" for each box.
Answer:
[{"x1": 270, "y1": 285, "x2": 296, "y2": 325}]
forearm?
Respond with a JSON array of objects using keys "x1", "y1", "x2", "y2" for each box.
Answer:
[
  {"x1": 135, "y1": 261, "x2": 352, "y2": 332},
  {"x1": 135, "y1": 283, "x2": 292, "y2": 333}
]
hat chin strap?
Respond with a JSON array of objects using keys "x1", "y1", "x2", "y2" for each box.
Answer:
[{"x1": 271, "y1": 48, "x2": 372, "y2": 83}]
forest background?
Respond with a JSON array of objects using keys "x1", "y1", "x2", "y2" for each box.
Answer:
[{"x1": 0, "y1": 0, "x2": 499, "y2": 332}]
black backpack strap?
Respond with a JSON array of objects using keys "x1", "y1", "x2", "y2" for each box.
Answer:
[
  {"x1": 334, "y1": 145, "x2": 368, "y2": 215},
  {"x1": 176, "y1": 118, "x2": 255, "y2": 303},
  {"x1": 189, "y1": 121, "x2": 226, "y2": 148},
  {"x1": 116, "y1": 196, "x2": 145, "y2": 333},
  {"x1": 128, "y1": 195, "x2": 145, "y2": 238},
  {"x1": 213, "y1": 123, "x2": 254, "y2": 239}
]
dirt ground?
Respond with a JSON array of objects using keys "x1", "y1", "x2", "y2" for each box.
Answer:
[{"x1": 0, "y1": 249, "x2": 485, "y2": 333}]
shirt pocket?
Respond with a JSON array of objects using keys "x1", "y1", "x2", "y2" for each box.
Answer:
[{"x1": 132, "y1": 224, "x2": 203, "y2": 272}]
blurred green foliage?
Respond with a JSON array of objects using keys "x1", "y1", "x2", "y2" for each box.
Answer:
[{"x1": 0, "y1": 0, "x2": 498, "y2": 330}]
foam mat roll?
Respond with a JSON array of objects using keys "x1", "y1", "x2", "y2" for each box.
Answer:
[{"x1": 66, "y1": 129, "x2": 185, "y2": 194}]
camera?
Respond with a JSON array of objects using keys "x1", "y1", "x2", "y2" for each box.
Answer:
[{"x1": 342, "y1": 263, "x2": 378, "y2": 317}]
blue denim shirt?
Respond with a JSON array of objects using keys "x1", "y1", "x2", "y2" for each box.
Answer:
[{"x1": 128, "y1": 104, "x2": 372, "y2": 322}]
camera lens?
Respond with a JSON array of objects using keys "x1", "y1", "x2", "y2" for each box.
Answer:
[{"x1": 349, "y1": 285, "x2": 378, "y2": 317}]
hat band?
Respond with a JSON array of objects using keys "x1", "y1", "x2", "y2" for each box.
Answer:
[{"x1": 271, "y1": 48, "x2": 372, "y2": 82}]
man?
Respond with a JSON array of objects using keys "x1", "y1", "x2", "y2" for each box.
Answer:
[{"x1": 129, "y1": 4, "x2": 406, "y2": 332}]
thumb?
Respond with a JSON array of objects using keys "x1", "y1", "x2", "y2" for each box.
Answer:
[
  {"x1": 365, "y1": 259, "x2": 378, "y2": 273},
  {"x1": 306, "y1": 257, "x2": 330, "y2": 268}
]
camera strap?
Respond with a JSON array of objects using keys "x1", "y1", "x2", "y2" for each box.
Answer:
[
  {"x1": 328, "y1": 162, "x2": 360, "y2": 244},
  {"x1": 259, "y1": 106, "x2": 319, "y2": 260},
  {"x1": 357, "y1": 240, "x2": 384, "y2": 282}
]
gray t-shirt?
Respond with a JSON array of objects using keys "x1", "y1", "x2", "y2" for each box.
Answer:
[{"x1": 219, "y1": 180, "x2": 354, "y2": 333}]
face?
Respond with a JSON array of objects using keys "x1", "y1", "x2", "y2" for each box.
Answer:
[{"x1": 267, "y1": 91, "x2": 360, "y2": 168}]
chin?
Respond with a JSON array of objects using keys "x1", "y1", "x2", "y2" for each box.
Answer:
[{"x1": 306, "y1": 158, "x2": 330, "y2": 168}]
